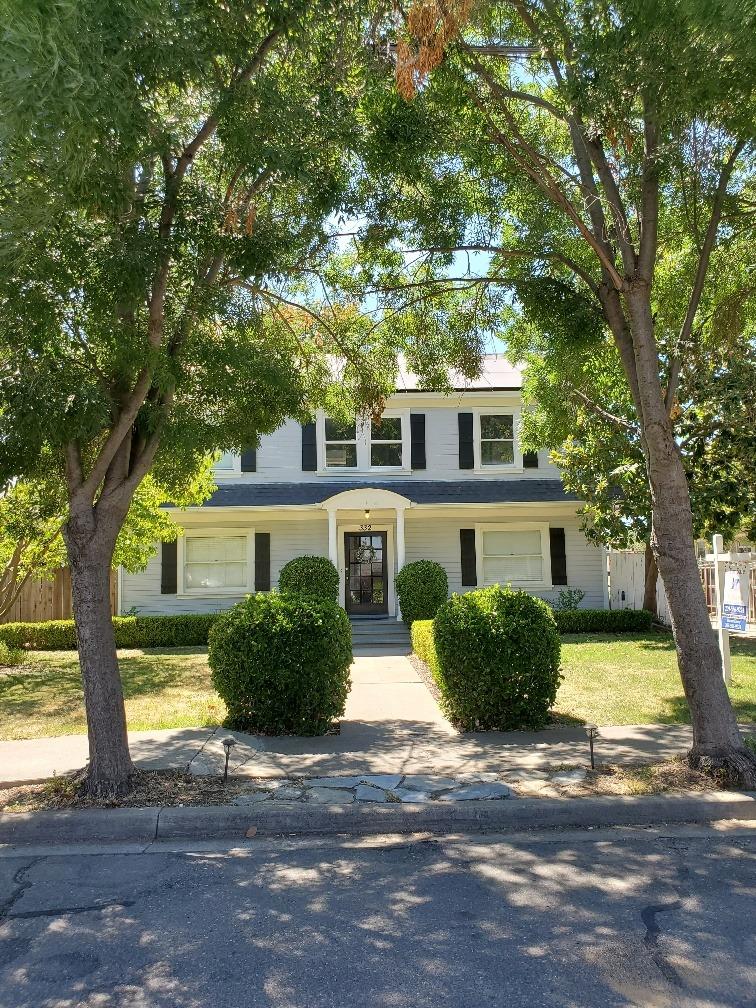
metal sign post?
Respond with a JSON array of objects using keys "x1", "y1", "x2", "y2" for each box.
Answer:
[{"x1": 712, "y1": 534, "x2": 732, "y2": 685}]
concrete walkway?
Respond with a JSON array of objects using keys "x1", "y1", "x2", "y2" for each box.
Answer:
[{"x1": 0, "y1": 653, "x2": 708, "y2": 786}]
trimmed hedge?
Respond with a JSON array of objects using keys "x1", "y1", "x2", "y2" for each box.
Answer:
[
  {"x1": 208, "y1": 592, "x2": 352, "y2": 735},
  {"x1": 396, "y1": 559, "x2": 449, "y2": 624},
  {"x1": 0, "y1": 613, "x2": 220, "y2": 651},
  {"x1": 430, "y1": 586, "x2": 562, "y2": 731},
  {"x1": 554, "y1": 608, "x2": 654, "y2": 633},
  {"x1": 278, "y1": 555, "x2": 339, "y2": 602}
]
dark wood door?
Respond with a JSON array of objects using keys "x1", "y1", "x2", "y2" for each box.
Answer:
[{"x1": 344, "y1": 532, "x2": 388, "y2": 615}]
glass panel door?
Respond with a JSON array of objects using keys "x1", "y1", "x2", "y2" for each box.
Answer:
[{"x1": 344, "y1": 532, "x2": 388, "y2": 615}]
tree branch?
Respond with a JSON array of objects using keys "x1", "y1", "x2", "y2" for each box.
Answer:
[{"x1": 665, "y1": 140, "x2": 746, "y2": 412}]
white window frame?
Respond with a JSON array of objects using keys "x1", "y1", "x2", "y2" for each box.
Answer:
[
  {"x1": 475, "y1": 522, "x2": 552, "y2": 590},
  {"x1": 473, "y1": 408, "x2": 523, "y2": 472},
  {"x1": 213, "y1": 451, "x2": 241, "y2": 476},
  {"x1": 316, "y1": 409, "x2": 410, "y2": 474},
  {"x1": 178, "y1": 528, "x2": 254, "y2": 596},
  {"x1": 322, "y1": 416, "x2": 359, "y2": 471}
]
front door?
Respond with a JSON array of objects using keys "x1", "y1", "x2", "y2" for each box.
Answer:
[{"x1": 344, "y1": 532, "x2": 388, "y2": 615}]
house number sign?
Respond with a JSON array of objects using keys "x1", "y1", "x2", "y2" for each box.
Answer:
[{"x1": 359, "y1": 523, "x2": 372, "y2": 531}]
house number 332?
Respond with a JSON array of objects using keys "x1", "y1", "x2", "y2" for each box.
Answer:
[{"x1": 359, "y1": 523, "x2": 372, "y2": 531}]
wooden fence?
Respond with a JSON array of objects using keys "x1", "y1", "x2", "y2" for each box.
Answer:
[{"x1": 0, "y1": 568, "x2": 118, "y2": 624}]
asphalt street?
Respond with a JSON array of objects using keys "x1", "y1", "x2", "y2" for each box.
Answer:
[{"x1": 0, "y1": 826, "x2": 754, "y2": 1008}]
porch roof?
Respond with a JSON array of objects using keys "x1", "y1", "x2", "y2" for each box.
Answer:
[{"x1": 198, "y1": 479, "x2": 578, "y2": 508}]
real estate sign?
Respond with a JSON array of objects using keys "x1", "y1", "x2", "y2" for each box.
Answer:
[{"x1": 721, "y1": 569, "x2": 748, "y2": 633}]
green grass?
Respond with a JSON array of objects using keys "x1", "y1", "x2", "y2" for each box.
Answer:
[
  {"x1": 0, "y1": 648, "x2": 226, "y2": 741},
  {"x1": 554, "y1": 632, "x2": 756, "y2": 726},
  {"x1": 0, "y1": 633, "x2": 754, "y2": 739}
]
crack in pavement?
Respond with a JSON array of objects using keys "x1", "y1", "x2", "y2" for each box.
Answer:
[
  {"x1": 0, "y1": 857, "x2": 46, "y2": 921},
  {"x1": 6, "y1": 898, "x2": 136, "y2": 920}
]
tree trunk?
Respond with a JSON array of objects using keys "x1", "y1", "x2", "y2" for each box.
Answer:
[
  {"x1": 624, "y1": 289, "x2": 755, "y2": 786},
  {"x1": 65, "y1": 508, "x2": 133, "y2": 796},
  {"x1": 643, "y1": 541, "x2": 657, "y2": 615}
]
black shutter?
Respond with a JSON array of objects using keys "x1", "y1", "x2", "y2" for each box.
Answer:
[
  {"x1": 161, "y1": 540, "x2": 178, "y2": 594},
  {"x1": 549, "y1": 527, "x2": 568, "y2": 585},
  {"x1": 458, "y1": 413, "x2": 474, "y2": 469},
  {"x1": 240, "y1": 446, "x2": 257, "y2": 472},
  {"x1": 301, "y1": 422, "x2": 317, "y2": 471},
  {"x1": 254, "y1": 532, "x2": 271, "y2": 592},
  {"x1": 523, "y1": 451, "x2": 539, "y2": 468},
  {"x1": 460, "y1": 529, "x2": 477, "y2": 587},
  {"x1": 410, "y1": 413, "x2": 426, "y2": 470}
]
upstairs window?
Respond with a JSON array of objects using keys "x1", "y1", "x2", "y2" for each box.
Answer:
[
  {"x1": 319, "y1": 410, "x2": 409, "y2": 472},
  {"x1": 370, "y1": 416, "x2": 403, "y2": 467},
  {"x1": 214, "y1": 451, "x2": 238, "y2": 472},
  {"x1": 324, "y1": 418, "x2": 357, "y2": 468},
  {"x1": 479, "y1": 526, "x2": 549, "y2": 586},
  {"x1": 479, "y1": 414, "x2": 515, "y2": 466}
]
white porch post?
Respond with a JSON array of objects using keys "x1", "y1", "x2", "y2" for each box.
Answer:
[
  {"x1": 328, "y1": 508, "x2": 337, "y2": 567},
  {"x1": 395, "y1": 507, "x2": 405, "y2": 621}
]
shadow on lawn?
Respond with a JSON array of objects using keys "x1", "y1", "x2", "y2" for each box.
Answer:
[{"x1": 0, "y1": 649, "x2": 202, "y2": 726}]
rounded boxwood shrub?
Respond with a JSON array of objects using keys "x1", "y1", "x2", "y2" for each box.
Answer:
[
  {"x1": 278, "y1": 555, "x2": 339, "y2": 603},
  {"x1": 208, "y1": 592, "x2": 352, "y2": 735},
  {"x1": 432, "y1": 586, "x2": 561, "y2": 731},
  {"x1": 396, "y1": 560, "x2": 449, "y2": 624}
]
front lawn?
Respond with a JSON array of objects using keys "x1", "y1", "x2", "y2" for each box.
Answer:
[
  {"x1": 0, "y1": 633, "x2": 754, "y2": 740},
  {"x1": 0, "y1": 648, "x2": 225, "y2": 740},
  {"x1": 555, "y1": 633, "x2": 756, "y2": 726}
]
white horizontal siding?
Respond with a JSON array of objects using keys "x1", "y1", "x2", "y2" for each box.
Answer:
[
  {"x1": 122, "y1": 508, "x2": 606, "y2": 615},
  {"x1": 217, "y1": 406, "x2": 562, "y2": 486},
  {"x1": 121, "y1": 518, "x2": 329, "y2": 616},
  {"x1": 404, "y1": 512, "x2": 605, "y2": 607}
]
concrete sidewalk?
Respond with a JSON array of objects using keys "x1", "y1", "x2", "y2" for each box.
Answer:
[{"x1": 0, "y1": 652, "x2": 707, "y2": 785}]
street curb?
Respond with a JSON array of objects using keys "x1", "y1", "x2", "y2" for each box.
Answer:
[{"x1": 1, "y1": 792, "x2": 754, "y2": 846}]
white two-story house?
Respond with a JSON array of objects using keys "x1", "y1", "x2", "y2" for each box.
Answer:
[{"x1": 119, "y1": 355, "x2": 608, "y2": 618}]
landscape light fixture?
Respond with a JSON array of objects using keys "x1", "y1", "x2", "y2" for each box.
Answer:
[
  {"x1": 585, "y1": 724, "x2": 599, "y2": 769},
  {"x1": 222, "y1": 736, "x2": 237, "y2": 782}
]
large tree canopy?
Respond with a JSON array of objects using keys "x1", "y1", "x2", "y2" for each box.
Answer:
[
  {"x1": 0, "y1": 0, "x2": 481, "y2": 793},
  {"x1": 351, "y1": 0, "x2": 756, "y2": 782}
]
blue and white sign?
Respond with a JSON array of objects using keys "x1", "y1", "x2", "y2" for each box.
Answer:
[{"x1": 721, "y1": 570, "x2": 748, "y2": 633}]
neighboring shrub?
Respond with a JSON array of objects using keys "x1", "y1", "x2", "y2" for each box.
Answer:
[
  {"x1": 429, "y1": 586, "x2": 562, "y2": 731},
  {"x1": 278, "y1": 555, "x2": 339, "y2": 602},
  {"x1": 396, "y1": 560, "x2": 449, "y2": 624},
  {"x1": 0, "y1": 639, "x2": 25, "y2": 667},
  {"x1": 208, "y1": 592, "x2": 352, "y2": 735},
  {"x1": 410, "y1": 619, "x2": 439, "y2": 677},
  {"x1": 554, "y1": 608, "x2": 654, "y2": 634},
  {"x1": 553, "y1": 587, "x2": 586, "y2": 612},
  {"x1": 0, "y1": 613, "x2": 220, "y2": 651}
]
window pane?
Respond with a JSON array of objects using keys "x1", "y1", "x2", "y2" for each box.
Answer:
[
  {"x1": 371, "y1": 442, "x2": 402, "y2": 467},
  {"x1": 185, "y1": 536, "x2": 246, "y2": 563},
  {"x1": 480, "y1": 414, "x2": 513, "y2": 439},
  {"x1": 325, "y1": 418, "x2": 356, "y2": 441},
  {"x1": 185, "y1": 561, "x2": 246, "y2": 589},
  {"x1": 215, "y1": 451, "x2": 236, "y2": 470},
  {"x1": 372, "y1": 416, "x2": 402, "y2": 440},
  {"x1": 482, "y1": 530, "x2": 541, "y2": 556},
  {"x1": 481, "y1": 440, "x2": 514, "y2": 465},
  {"x1": 483, "y1": 555, "x2": 543, "y2": 583},
  {"x1": 325, "y1": 443, "x2": 357, "y2": 467}
]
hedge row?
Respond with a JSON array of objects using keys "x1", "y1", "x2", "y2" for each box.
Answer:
[
  {"x1": 0, "y1": 613, "x2": 220, "y2": 650},
  {"x1": 412, "y1": 607, "x2": 655, "y2": 656},
  {"x1": 554, "y1": 608, "x2": 654, "y2": 633}
]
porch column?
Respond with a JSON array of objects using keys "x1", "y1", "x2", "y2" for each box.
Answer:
[
  {"x1": 395, "y1": 507, "x2": 405, "y2": 621},
  {"x1": 328, "y1": 508, "x2": 337, "y2": 567}
]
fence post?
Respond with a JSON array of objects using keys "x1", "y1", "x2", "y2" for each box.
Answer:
[{"x1": 712, "y1": 534, "x2": 732, "y2": 686}]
